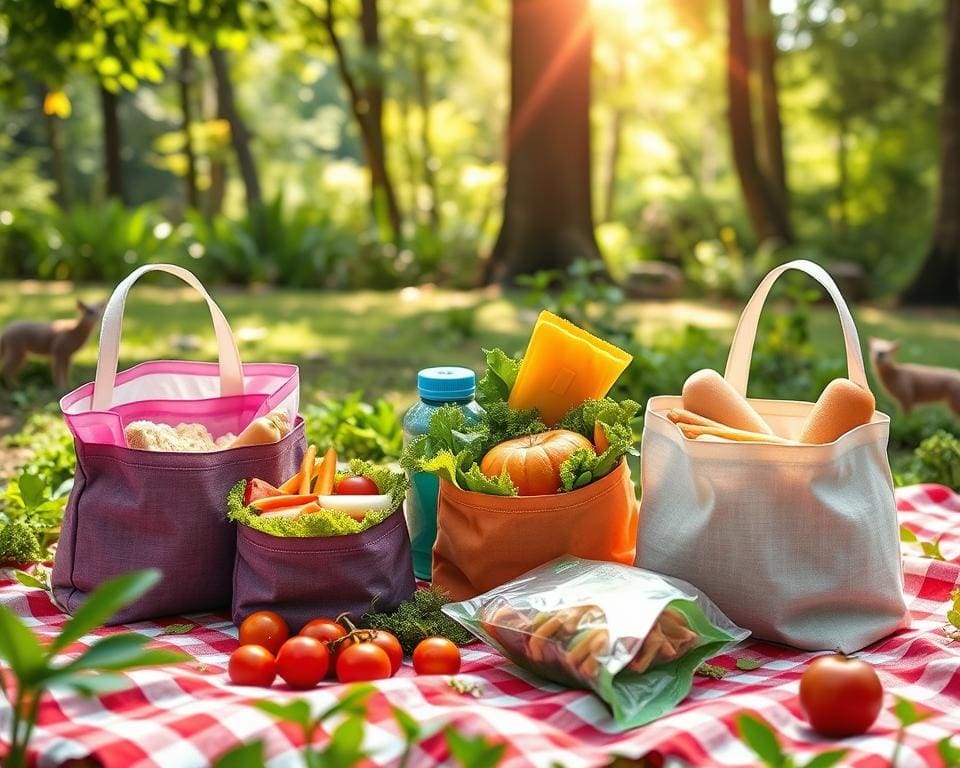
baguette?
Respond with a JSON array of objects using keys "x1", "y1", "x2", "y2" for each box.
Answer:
[{"x1": 682, "y1": 369, "x2": 774, "y2": 435}]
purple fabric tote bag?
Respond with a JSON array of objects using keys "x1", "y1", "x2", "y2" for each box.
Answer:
[
  {"x1": 233, "y1": 510, "x2": 416, "y2": 632},
  {"x1": 53, "y1": 264, "x2": 305, "y2": 623}
]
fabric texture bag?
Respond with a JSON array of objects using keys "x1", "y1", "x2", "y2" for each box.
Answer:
[
  {"x1": 432, "y1": 459, "x2": 639, "y2": 601},
  {"x1": 232, "y1": 511, "x2": 416, "y2": 632},
  {"x1": 637, "y1": 260, "x2": 909, "y2": 652},
  {"x1": 53, "y1": 264, "x2": 305, "y2": 623}
]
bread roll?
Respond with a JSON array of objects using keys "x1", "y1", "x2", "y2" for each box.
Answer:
[
  {"x1": 681, "y1": 369, "x2": 774, "y2": 435},
  {"x1": 798, "y1": 378, "x2": 875, "y2": 444}
]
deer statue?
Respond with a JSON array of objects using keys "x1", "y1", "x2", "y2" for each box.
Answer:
[
  {"x1": 0, "y1": 300, "x2": 103, "y2": 389},
  {"x1": 868, "y1": 337, "x2": 960, "y2": 416}
]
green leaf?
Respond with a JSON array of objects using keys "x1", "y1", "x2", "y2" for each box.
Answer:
[
  {"x1": 318, "y1": 684, "x2": 375, "y2": 721},
  {"x1": 892, "y1": 696, "x2": 931, "y2": 727},
  {"x1": 475, "y1": 348, "x2": 521, "y2": 408},
  {"x1": 947, "y1": 609, "x2": 960, "y2": 629},
  {"x1": 444, "y1": 727, "x2": 507, "y2": 768},
  {"x1": 802, "y1": 750, "x2": 848, "y2": 768},
  {"x1": 14, "y1": 570, "x2": 48, "y2": 590},
  {"x1": 391, "y1": 705, "x2": 422, "y2": 743},
  {"x1": 253, "y1": 699, "x2": 314, "y2": 732},
  {"x1": 736, "y1": 714, "x2": 786, "y2": 768},
  {"x1": 0, "y1": 604, "x2": 47, "y2": 682},
  {"x1": 17, "y1": 473, "x2": 47, "y2": 509},
  {"x1": 213, "y1": 740, "x2": 266, "y2": 768},
  {"x1": 736, "y1": 658, "x2": 763, "y2": 671},
  {"x1": 695, "y1": 662, "x2": 727, "y2": 679},
  {"x1": 160, "y1": 624, "x2": 196, "y2": 635},
  {"x1": 315, "y1": 716, "x2": 366, "y2": 768},
  {"x1": 53, "y1": 671, "x2": 132, "y2": 697},
  {"x1": 56, "y1": 634, "x2": 186, "y2": 675},
  {"x1": 920, "y1": 539, "x2": 945, "y2": 561},
  {"x1": 458, "y1": 463, "x2": 517, "y2": 496},
  {"x1": 938, "y1": 736, "x2": 960, "y2": 768},
  {"x1": 51, "y1": 570, "x2": 161, "y2": 653},
  {"x1": 899, "y1": 525, "x2": 919, "y2": 543}
]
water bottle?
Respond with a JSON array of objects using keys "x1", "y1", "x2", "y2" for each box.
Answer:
[{"x1": 403, "y1": 367, "x2": 483, "y2": 580}]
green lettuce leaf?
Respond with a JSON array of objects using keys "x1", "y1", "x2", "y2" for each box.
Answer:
[
  {"x1": 458, "y1": 463, "x2": 517, "y2": 496},
  {"x1": 475, "y1": 348, "x2": 522, "y2": 408}
]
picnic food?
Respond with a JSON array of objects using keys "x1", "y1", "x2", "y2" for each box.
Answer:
[
  {"x1": 229, "y1": 410, "x2": 291, "y2": 448},
  {"x1": 336, "y1": 642, "x2": 393, "y2": 682},
  {"x1": 275, "y1": 636, "x2": 330, "y2": 689},
  {"x1": 238, "y1": 610, "x2": 290, "y2": 655},
  {"x1": 443, "y1": 556, "x2": 749, "y2": 729},
  {"x1": 799, "y1": 655, "x2": 884, "y2": 737},
  {"x1": 681, "y1": 369, "x2": 774, "y2": 435},
  {"x1": 335, "y1": 475, "x2": 380, "y2": 495},
  {"x1": 508, "y1": 311, "x2": 632, "y2": 426},
  {"x1": 479, "y1": 430, "x2": 595, "y2": 496},
  {"x1": 124, "y1": 420, "x2": 235, "y2": 451},
  {"x1": 228, "y1": 645, "x2": 277, "y2": 687},
  {"x1": 363, "y1": 586, "x2": 476, "y2": 654},
  {"x1": 798, "y1": 378, "x2": 876, "y2": 444},
  {"x1": 667, "y1": 410, "x2": 794, "y2": 445},
  {"x1": 300, "y1": 617, "x2": 348, "y2": 646},
  {"x1": 412, "y1": 637, "x2": 461, "y2": 675}
]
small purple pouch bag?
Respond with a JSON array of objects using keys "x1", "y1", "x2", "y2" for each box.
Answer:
[
  {"x1": 53, "y1": 264, "x2": 305, "y2": 623},
  {"x1": 233, "y1": 510, "x2": 416, "y2": 632}
]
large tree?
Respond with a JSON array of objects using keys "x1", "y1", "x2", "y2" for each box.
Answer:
[
  {"x1": 727, "y1": 0, "x2": 791, "y2": 245},
  {"x1": 902, "y1": 0, "x2": 960, "y2": 304},
  {"x1": 486, "y1": 0, "x2": 602, "y2": 285}
]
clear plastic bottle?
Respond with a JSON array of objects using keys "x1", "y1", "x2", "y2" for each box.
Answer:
[{"x1": 403, "y1": 367, "x2": 483, "y2": 580}]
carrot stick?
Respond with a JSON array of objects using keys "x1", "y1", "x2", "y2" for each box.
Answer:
[
  {"x1": 250, "y1": 494, "x2": 320, "y2": 512},
  {"x1": 298, "y1": 444, "x2": 318, "y2": 495},
  {"x1": 676, "y1": 423, "x2": 795, "y2": 444},
  {"x1": 313, "y1": 447, "x2": 338, "y2": 495},
  {"x1": 278, "y1": 469, "x2": 304, "y2": 494},
  {"x1": 259, "y1": 500, "x2": 321, "y2": 519},
  {"x1": 666, "y1": 409, "x2": 728, "y2": 429}
]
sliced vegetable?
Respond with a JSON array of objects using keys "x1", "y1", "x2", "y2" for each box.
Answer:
[
  {"x1": 250, "y1": 494, "x2": 319, "y2": 512},
  {"x1": 315, "y1": 494, "x2": 393, "y2": 520},
  {"x1": 278, "y1": 468, "x2": 305, "y2": 494},
  {"x1": 243, "y1": 479, "x2": 283, "y2": 506},
  {"x1": 334, "y1": 475, "x2": 380, "y2": 495},
  {"x1": 260, "y1": 501, "x2": 321, "y2": 519},
  {"x1": 313, "y1": 447, "x2": 338, "y2": 495},
  {"x1": 299, "y1": 444, "x2": 318, "y2": 495}
]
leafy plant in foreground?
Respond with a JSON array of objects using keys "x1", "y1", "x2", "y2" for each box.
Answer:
[
  {"x1": 0, "y1": 570, "x2": 187, "y2": 768},
  {"x1": 736, "y1": 713, "x2": 846, "y2": 768}
]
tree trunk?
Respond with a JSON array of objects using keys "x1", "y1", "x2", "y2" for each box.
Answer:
[
  {"x1": 209, "y1": 46, "x2": 261, "y2": 208},
  {"x1": 487, "y1": 0, "x2": 602, "y2": 285},
  {"x1": 414, "y1": 44, "x2": 439, "y2": 231},
  {"x1": 903, "y1": 0, "x2": 960, "y2": 304},
  {"x1": 42, "y1": 93, "x2": 70, "y2": 210},
  {"x1": 753, "y1": 0, "x2": 789, "y2": 222},
  {"x1": 727, "y1": 0, "x2": 790, "y2": 245},
  {"x1": 179, "y1": 47, "x2": 200, "y2": 210},
  {"x1": 359, "y1": 0, "x2": 403, "y2": 239},
  {"x1": 99, "y1": 85, "x2": 126, "y2": 204}
]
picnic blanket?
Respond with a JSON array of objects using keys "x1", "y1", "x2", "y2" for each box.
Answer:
[{"x1": 1, "y1": 484, "x2": 958, "y2": 768}]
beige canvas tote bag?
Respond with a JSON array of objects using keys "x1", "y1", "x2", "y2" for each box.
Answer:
[{"x1": 637, "y1": 259, "x2": 909, "y2": 652}]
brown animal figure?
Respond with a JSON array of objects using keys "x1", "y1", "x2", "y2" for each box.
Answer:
[
  {"x1": 868, "y1": 337, "x2": 960, "y2": 415},
  {"x1": 0, "y1": 300, "x2": 103, "y2": 389}
]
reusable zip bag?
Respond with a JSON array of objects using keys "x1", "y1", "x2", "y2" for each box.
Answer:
[
  {"x1": 53, "y1": 264, "x2": 304, "y2": 623},
  {"x1": 637, "y1": 260, "x2": 909, "y2": 652},
  {"x1": 432, "y1": 459, "x2": 638, "y2": 601},
  {"x1": 444, "y1": 556, "x2": 748, "y2": 729}
]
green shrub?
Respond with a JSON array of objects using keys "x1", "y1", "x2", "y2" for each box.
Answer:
[
  {"x1": 302, "y1": 391, "x2": 404, "y2": 462},
  {"x1": 895, "y1": 430, "x2": 960, "y2": 489}
]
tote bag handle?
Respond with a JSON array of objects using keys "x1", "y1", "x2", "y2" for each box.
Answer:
[
  {"x1": 92, "y1": 264, "x2": 244, "y2": 410},
  {"x1": 723, "y1": 259, "x2": 868, "y2": 396}
]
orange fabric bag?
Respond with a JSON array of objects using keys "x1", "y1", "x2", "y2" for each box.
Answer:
[{"x1": 432, "y1": 460, "x2": 639, "y2": 601}]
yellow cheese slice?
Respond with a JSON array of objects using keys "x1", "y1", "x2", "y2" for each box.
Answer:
[{"x1": 508, "y1": 310, "x2": 633, "y2": 425}]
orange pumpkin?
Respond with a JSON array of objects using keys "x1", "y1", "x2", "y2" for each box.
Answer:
[{"x1": 480, "y1": 430, "x2": 595, "y2": 496}]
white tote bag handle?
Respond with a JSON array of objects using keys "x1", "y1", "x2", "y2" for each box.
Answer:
[
  {"x1": 92, "y1": 264, "x2": 244, "y2": 410},
  {"x1": 723, "y1": 259, "x2": 868, "y2": 396}
]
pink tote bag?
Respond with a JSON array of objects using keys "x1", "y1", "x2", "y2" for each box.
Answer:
[{"x1": 53, "y1": 264, "x2": 305, "y2": 623}]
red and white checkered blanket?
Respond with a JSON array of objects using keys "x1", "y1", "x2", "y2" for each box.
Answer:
[{"x1": 1, "y1": 485, "x2": 958, "y2": 768}]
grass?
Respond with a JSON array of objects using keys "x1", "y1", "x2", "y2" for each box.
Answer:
[{"x1": 1, "y1": 278, "x2": 959, "y2": 438}]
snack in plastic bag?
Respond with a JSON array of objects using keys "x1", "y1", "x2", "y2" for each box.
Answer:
[{"x1": 442, "y1": 556, "x2": 749, "y2": 728}]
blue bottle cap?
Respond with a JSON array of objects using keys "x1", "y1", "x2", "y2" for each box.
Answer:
[{"x1": 418, "y1": 366, "x2": 476, "y2": 402}]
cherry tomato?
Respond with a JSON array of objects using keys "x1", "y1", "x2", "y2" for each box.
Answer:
[
  {"x1": 799, "y1": 655, "x2": 884, "y2": 737},
  {"x1": 336, "y1": 642, "x2": 392, "y2": 682},
  {"x1": 228, "y1": 645, "x2": 276, "y2": 687},
  {"x1": 334, "y1": 475, "x2": 380, "y2": 495},
  {"x1": 300, "y1": 617, "x2": 348, "y2": 646},
  {"x1": 412, "y1": 637, "x2": 461, "y2": 675},
  {"x1": 367, "y1": 630, "x2": 403, "y2": 675},
  {"x1": 238, "y1": 611, "x2": 290, "y2": 655},
  {"x1": 276, "y1": 636, "x2": 329, "y2": 689}
]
